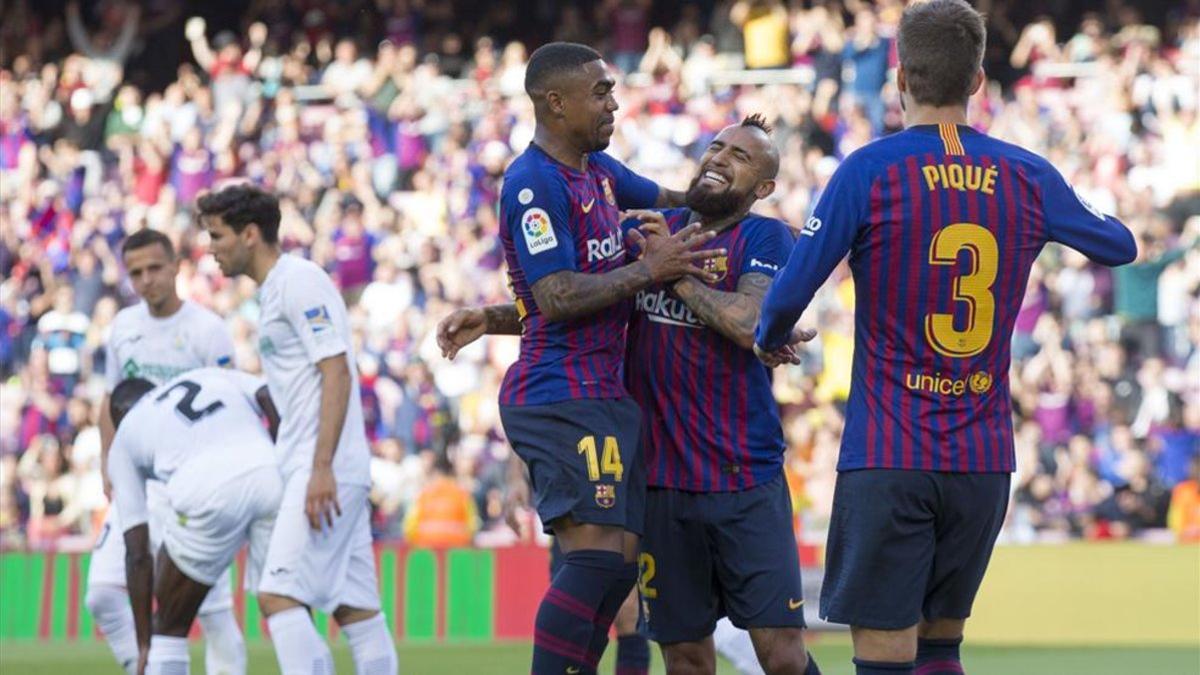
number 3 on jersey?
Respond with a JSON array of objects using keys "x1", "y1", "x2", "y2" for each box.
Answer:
[
  {"x1": 924, "y1": 223, "x2": 998, "y2": 358},
  {"x1": 578, "y1": 435, "x2": 624, "y2": 482}
]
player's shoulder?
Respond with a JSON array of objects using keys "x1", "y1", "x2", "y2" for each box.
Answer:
[
  {"x1": 276, "y1": 254, "x2": 333, "y2": 286},
  {"x1": 179, "y1": 300, "x2": 225, "y2": 327},
  {"x1": 739, "y1": 212, "x2": 794, "y2": 239},
  {"x1": 503, "y1": 146, "x2": 570, "y2": 196},
  {"x1": 953, "y1": 129, "x2": 1047, "y2": 168},
  {"x1": 112, "y1": 301, "x2": 149, "y2": 328}
]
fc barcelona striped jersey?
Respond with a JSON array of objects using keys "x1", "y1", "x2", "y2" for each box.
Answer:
[
  {"x1": 625, "y1": 209, "x2": 795, "y2": 491},
  {"x1": 756, "y1": 124, "x2": 1137, "y2": 473},
  {"x1": 498, "y1": 143, "x2": 659, "y2": 406}
]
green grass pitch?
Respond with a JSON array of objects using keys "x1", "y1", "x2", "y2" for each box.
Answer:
[{"x1": 1, "y1": 638, "x2": 1197, "y2": 674}]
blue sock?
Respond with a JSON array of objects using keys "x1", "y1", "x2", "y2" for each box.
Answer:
[
  {"x1": 805, "y1": 651, "x2": 823, "y2": 674},
  {"x1": 532, "y1": 549, "x2": 625, "y2": 674},
  {"x1": 916, "y1": 637, "x2": 963, "y2": 674},
  {"x1": 588, "y1": 561, "x2": 638, "y2": 668},
  {"x1": 854, "y1": 657, "x2": 915, "y2": 675},
  {"x1": 615, "y1": 633, "x2": 650, "y2": 675}
]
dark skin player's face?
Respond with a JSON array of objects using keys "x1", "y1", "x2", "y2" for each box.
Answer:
[
  {"x1": 687, "y1": 125, "x2": 778, "y2": 215},
  {"x1": 557, "y1": 60, "x2": 618, "y2": 152}
]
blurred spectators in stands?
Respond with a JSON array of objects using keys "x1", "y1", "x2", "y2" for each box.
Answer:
[{"x1": 0, "y1": 0, "x2": 1196, "y2": 551}]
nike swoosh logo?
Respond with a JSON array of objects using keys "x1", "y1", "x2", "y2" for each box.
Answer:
[
  {"x1": 566, "y1": 668, "x2": 581, "y2": 674},
  {"x1": 581, "y1": 199, "x2": 595, "y2": 214},
  {"x1": 788, "y1": 598, "x2": 804, "y2": 610}
]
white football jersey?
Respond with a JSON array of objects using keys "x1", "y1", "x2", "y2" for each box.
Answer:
[
  {"x1": 256, "y1": 254, "x2": 370, "y2": 485},
  {"x1": 108, "y1": 367, "x2": 277, "y2": 532},
  {"x1": 105, "y1": 301, "x2": 236, "y2": 391}
]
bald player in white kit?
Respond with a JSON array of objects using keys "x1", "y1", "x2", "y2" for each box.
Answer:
[
  {"x1": 199, "y1": 184, "x2": 398, "y2": 675},
  {"x1": 90, "y1": 228, "x2": 245, "y2": 675},
  {"x1": 107, "y1": 368, "x2": 283, "y2": 675}
]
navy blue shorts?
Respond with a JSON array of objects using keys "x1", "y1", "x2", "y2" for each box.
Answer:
[
  {"x1": 820, "y1": 469, "x2": 1010, "y2": 630},
  {"x1": 500, "y1": 397, "x2": 646, "y2": 536},
  {"x1": 640, "y1": 474, "x2": 806, "y2": 644}
]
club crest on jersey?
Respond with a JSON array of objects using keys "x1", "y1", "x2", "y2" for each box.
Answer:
[
  {"x1": 595, "y1": 484, "x2": 616, "y2": 508},
  {"x1": 259, "y1": 336, "x2": 277, "y2": 355},
  {"x1": 304, "y1": 305, "x2": 333, "y2": 333},
  {"x1": 969, "y1": 371, "x2": 994, "y2": 395},
  {"x1": 703, "y1": 255, "x2": 728, "y2": 282},
  {"x1": 601, "y1": 177, "x2": 616, "y2": 206},
  {"x1": 122, "y1": 359, "x2": 141, "y2": 379},
  {"x1": 521, "y1": 208, "x2": 558, "y2": 254}
]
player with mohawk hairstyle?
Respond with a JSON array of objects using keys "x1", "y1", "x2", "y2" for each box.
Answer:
[{"x1": 440, "y1": 114, "x2": 821, "y2": 674}]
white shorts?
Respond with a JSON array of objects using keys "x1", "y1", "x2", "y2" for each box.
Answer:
[
  {"x1": 162, "y1": 463, "x2": 283, "y2": 590},
  {"x1": 88, "y1": 484, "x2": 237, "y2": 615},
  {"x1": 258, "y1": 473, "x2": 380, "y2": 613}
]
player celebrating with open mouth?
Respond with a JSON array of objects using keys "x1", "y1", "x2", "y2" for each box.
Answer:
[{"x1": 440, "y1": 114, "x2": 821, "y2": 675}]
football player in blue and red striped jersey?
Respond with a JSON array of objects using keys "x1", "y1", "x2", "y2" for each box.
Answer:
[
  {"x1": 441, "y1": 115, "x2": 822, "y2": 675},
  {"x1": 454, "y1": 42, "x2": 722, "y2": 674},
  {"x1": 754, "y1": 3, "x2": 1137, "y2": 674}
]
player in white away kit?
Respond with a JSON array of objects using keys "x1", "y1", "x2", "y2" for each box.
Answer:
[
  {"x1": 90, "y1": 229, "x2": 246, "y2": 675},
  {"x1": 107, "y1": 369, "x2": 283, "y2": 675},
  {"x1": 199, "y1": 184, "x2": 398, "y2": 675}
]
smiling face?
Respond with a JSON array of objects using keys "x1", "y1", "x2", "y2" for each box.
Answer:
[
  {"x1": 685, "y1": 124, "x2": 778, "y2": 219},
  {"x1": 557, "y1": 59, "x2": 619, "y2": 152}
]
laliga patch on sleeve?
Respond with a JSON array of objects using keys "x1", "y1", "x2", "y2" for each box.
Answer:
[
  {"x1": 1072, "y1": 185, "x2": 1105, "y2": 220},
  {"x1": 303, "y1": 305, "x2": 333, "y2": 333},
  {"x1": 521, "y1": 208, "x2": 558, "y2": 255}
]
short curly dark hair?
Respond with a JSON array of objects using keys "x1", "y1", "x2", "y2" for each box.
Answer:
[{"x1": 196, "y1": 184, "x2": 281, "y2": 245}]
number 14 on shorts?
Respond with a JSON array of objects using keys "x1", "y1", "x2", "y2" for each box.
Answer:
[{"x1": 578, "y1": 435, "x2": 623, "y2": 482}]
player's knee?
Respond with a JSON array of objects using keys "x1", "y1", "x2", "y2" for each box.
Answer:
[
  {"x1": 257, "y1": 592, "x2": 302, "y2": 618},
  {"x1": 662, "y1": 642, "x2": 715, "y2": 675},
  {"x1": 332, "y1": 605, "x2": 378, "y2": 626},
  {"x1": 85, "y1": 584, "x2": 128, "y2": 620},
  {"x1": 917, "y1": 617, "x2": 965, "y2": 641},
  {"x1": 757, "y1": 641, "x2": 808, "y2": 675}
]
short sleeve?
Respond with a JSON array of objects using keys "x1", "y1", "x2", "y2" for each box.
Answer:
[
  {"x1": 282, "y1": 266, "x2": 351, "y2": 365},
  {"x1": 199, "y1": 312, "x2": 236, "y2": 369},
  {"x1": 502, "y1": 166, "x2": 576, "y2": 286},
  {"x1": 592, "y1": 153, "x2": 659, "y2": 209},
  {"x1": 740, "y1": 218, "x2": 796, "y2": 279},
  {"x1": 109, "y1": 429, "x2": 149, "y2": 532}
]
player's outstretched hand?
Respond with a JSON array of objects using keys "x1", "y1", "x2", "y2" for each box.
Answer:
[
  {"x1": 437, "y1": 308, "x2": 487, "y2": 360},
  {"x1": 622, "y1": 210, "x2": 726, "y2": 284},
  {"x1": 136, "y1": 646, "x2": 149, "y2": 675},
  {"x1": 752, "y1": 326, "x2": 816, "y2": 368},
  {"x1": 305, "y1": 466, "x2": 341, "y2": 531}
]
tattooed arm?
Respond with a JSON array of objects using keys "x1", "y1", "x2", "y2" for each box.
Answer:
[
  {"x1": 531, "y1": 217, "x2": 722, "y2": 323},
  {"x1": 671, "y1": 272, "x2": 773, "y2": 350},
  {"x1": 530, "y1": 263, "x2": 657, "y2": 322}
]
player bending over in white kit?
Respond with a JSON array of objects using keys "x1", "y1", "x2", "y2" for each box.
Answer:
[
  {"x1": 107, "y1": 368, "x2": 283, "y2": 675},
  {"x1": 199, "y1": 183, "x2": 398, "y2": 675},
  {"x1": 89, "y1": 228, "x2": 245, "y2": 675}
]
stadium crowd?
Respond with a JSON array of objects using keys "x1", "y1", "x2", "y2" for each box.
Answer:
[{"x1": 1, "y1": 0, "x2": 1198, "y2": 552}]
